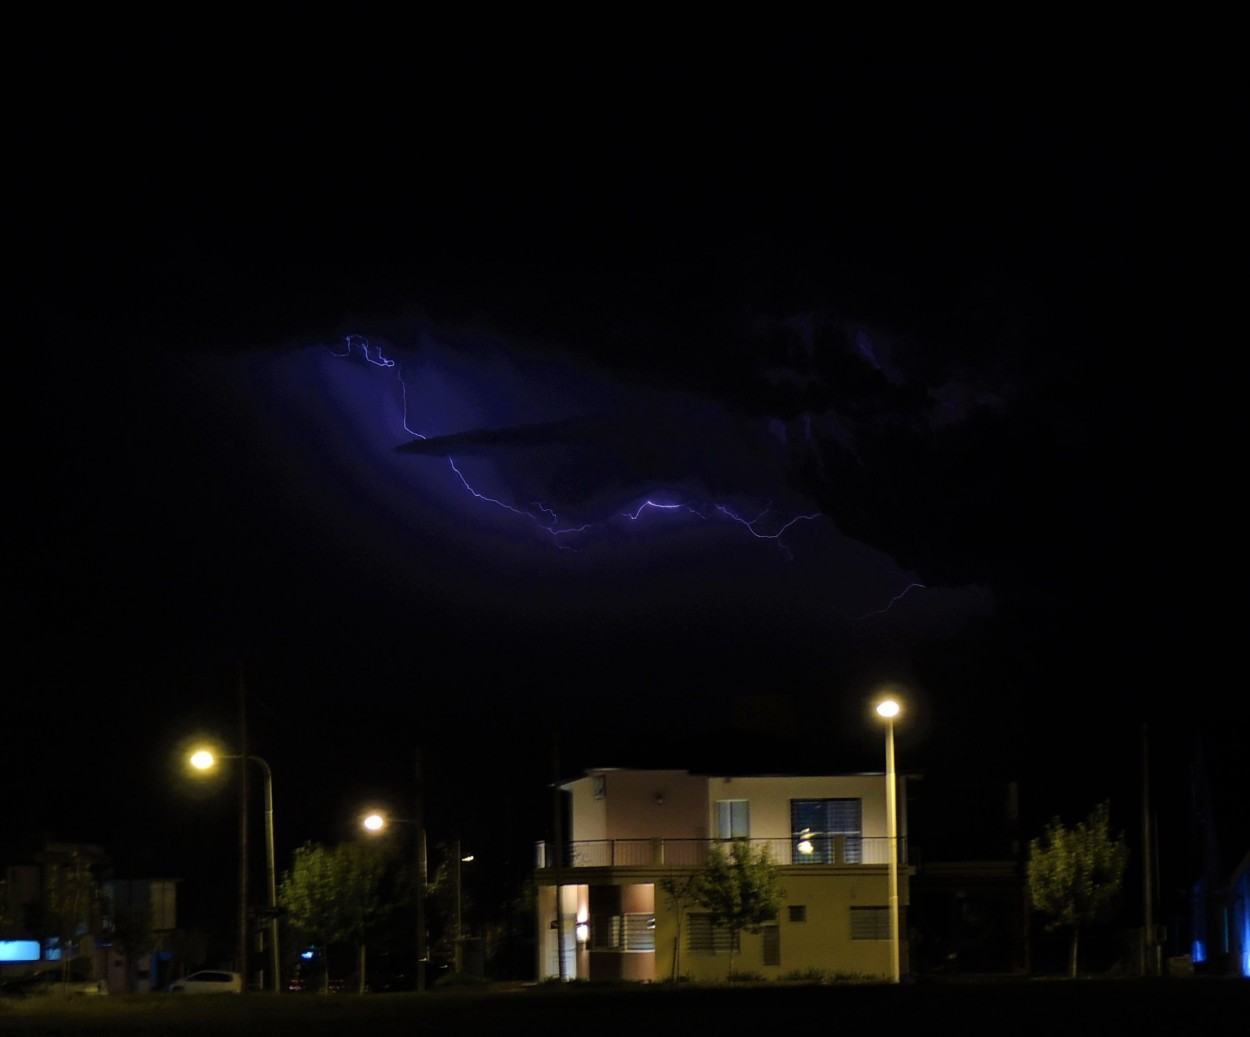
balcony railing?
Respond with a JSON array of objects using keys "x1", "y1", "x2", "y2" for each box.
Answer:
[{"x1": 534, "y1": 835, "x2": 905, "y2": 869}]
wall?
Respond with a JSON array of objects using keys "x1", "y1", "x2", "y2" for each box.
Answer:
[
  {"x1": 570, "y1": 770, "x2": 709, "y2": 841},
  {"x1": 704, "y1": 774, "x2": 904, "y2": 841}
]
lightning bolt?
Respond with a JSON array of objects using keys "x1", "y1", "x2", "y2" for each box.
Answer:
[{"x1": 324, "y1": 334, "x2": 924, "y2": 611}]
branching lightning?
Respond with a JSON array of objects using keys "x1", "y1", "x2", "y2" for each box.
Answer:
[{"x1": 324, "y1": 334, "x2": 924, "y2": 613}]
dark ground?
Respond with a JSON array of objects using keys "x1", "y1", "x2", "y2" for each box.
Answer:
[{"x1": 1, "y1": 979, "x2": 1246, "y2": 1036}]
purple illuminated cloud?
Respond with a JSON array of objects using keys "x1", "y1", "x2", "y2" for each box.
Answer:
[{"x1": 198, "y1": 320, "x2": 996, "y2": 647}]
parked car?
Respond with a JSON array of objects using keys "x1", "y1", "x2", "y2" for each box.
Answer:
[
  {"x1": 168, "y1": 969, "x2": 243, "y2": 994},
  {"x1": 0, "y1": 968, "x2": 108, "y2": 997}
]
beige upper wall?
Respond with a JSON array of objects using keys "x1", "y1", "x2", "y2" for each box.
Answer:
[
  {"x1": 706, "y1": 774, "x2": 904, "y2": 840},
  {"x1": 566, "y1": 769, "x2": 907, "y2": 843},
  {"x1": 569, "y1": 770, "x2": 710, "y2": 841}
]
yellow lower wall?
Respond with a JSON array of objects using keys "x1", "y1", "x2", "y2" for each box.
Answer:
[{"x1": 537, "y1": 866, "x2": 909, "y2": 982}]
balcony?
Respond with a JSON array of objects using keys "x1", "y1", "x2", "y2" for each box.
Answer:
[{"x1": 535, "y1": 835, "x2": 905, "y2": 869}]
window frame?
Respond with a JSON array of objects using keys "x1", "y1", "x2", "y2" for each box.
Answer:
[
  {"x1": 715, "y1": 799, "x2": 750, "y2": 840},
  {"x1": 791, "y1": 797, "x2": 863, "y2": 864}
]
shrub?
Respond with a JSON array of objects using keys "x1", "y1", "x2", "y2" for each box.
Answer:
[{"x1": 780, "y1": 968, "x2": 828, "y2": 984}]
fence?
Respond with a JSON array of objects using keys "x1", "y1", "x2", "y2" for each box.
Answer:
[{"x1": 535, "y1": 835, "x2": 904, "y2": 869}]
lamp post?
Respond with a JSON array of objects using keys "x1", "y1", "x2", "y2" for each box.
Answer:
[
  {"x1": 362, "y1": 812, "x2": 426, "y2": 991},
  {"x1": 875, "y1": 698, "x2": 901, "y2": 984},
  {"x1": 191, "y1": 749, "x2": 280, "y2": 993}
]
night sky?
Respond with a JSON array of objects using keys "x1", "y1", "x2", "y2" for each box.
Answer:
[{"x1": 9, "y1": 20, "x2": 1244, "y2": 941}]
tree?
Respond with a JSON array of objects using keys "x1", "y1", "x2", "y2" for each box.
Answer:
[
  {"x1": 691, "y1": 839, "x2": 785, "y2": 978},
  {"x1": 37, "y1": 850, "x2": 98, "y2": 988},
  {"x1": 659, "y1": 872, "x2": 700, "y2": 981},
  {"x1": 279, "y1": 841, "x2": 396, "y2": 993},
  {"x1": 1028, "y1": 800, "x2": 1129, "y2": 977}
]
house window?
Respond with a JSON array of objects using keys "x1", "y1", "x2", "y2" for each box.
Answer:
[
  {"x1": 688, "y1": 914, "x2": 739, "y2": 954},
  {"x1": 716, "y1": 800, "x2": 749, "y2": 840},
  {"x1": 788, "y1": 905, "x2": 807, "y2": 923},
  {"x1": 762, "y1": 922, "x2": 780, "y2": 966},
  {"x1": 591, "y1": 913, "x2": 656, "y2": 951},
  {"x1": 623, "y1": 913, "x2": 656, "y2": 951},
  {"x1": 850, "y1": 906, "x2": 903, "y2": 940},
  {"x1": 791, "y1": 798, "x2": 862, "y2": 863}
]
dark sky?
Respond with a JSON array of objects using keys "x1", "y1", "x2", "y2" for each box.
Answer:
[{"x1": 9, "y1": 20, "x2": 1245, "y2": 935}]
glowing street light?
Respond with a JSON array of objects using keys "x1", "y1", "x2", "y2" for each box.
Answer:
[
  {"x1": 190, "y1": 748, "x2": 280, "y2": 994},
  {"x1": 875, "y1": 698, "x2": 901, "y2": 983}
]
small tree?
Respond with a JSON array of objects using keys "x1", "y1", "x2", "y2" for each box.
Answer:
[
  {"x1": 279, "y1": 841, "x2": 395, "y2": 993},
  {"x1": 38, "y1": 850, "x2": 97, "y2": 989},
  {"x1": 1028, "y1": 800, "x2": 1129, "y2": 977},
  {"x1": 692, "y1": 839, "x2": 785, "y2": 978}
]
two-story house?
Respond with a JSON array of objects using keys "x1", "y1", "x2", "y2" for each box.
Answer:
[{"x1": 534, "y1": 767, "x2": 909, "y2": 982}]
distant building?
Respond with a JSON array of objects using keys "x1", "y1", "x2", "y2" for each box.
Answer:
[
  {"x1": 1, "y1": 840, "x2": 179, "y2": 992},
  {"x1": 534, "y1": 768, "x2": 911, "y2": 982},
  {"x1": 99, "y1": 877, "x2": 181, "y2": 992}
]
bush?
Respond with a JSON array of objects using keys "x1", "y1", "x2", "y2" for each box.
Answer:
[{"x1": 780, "y1": 968, "x2": 828, "y2": 984}]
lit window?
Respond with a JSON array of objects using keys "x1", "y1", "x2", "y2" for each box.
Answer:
[
  {"x1": 791, "y1": 799, "x2": 862, "y2": 863},
  {"x1": 591, "y1": 913, "x2": 656, "y2": 951},
  {"x1": 716, "y1": 800, "x2": 750, "y2": 840}
]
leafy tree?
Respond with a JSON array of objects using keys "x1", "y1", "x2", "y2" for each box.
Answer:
[
  {"x1": 279, "y1": 840, "x2": 396, "y2": 993},
  {"x1": 691, "y1": 839, "x2": 785, "y2": 978},
  {"x1": 1028, "y1": 800, "x2": 1129, "y2": 977}
]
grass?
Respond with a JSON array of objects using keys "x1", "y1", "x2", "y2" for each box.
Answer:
[{"x1": 0, "y1": 977, "x2": 1245, "y2": 1035}]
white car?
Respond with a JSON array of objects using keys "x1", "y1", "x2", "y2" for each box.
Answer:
[{"x1": 168, "y1": 969, "x2": 243, "y2": 994}]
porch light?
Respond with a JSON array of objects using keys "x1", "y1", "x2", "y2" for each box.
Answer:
[{"x1": 576, "y1": 922, "x2": 590, "y2": 944}]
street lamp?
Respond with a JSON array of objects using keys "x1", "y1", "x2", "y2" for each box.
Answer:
[
  {"x1": 361, "y1": 812, "x2": 427, "y2": 991},
  {"x1": 191, "y1": 749, "x2": 280, "y2": 993},
  {"x1": 875, "y1": 698, "x2": 901, "y2": 984}
]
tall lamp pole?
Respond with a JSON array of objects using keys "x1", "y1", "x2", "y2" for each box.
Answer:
[
  {"x1": 414, "y1": 751, "x2": 427, "y2": 993},
  {"x1": 190, "y1": 750, "x2": 280, "y2": 993},
  {"x1": 876, "y1": 698, "x2": 901, "y2": 984}
]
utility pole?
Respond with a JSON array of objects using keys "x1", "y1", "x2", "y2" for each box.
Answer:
[
  {"x1": 1142, "y1": 723, "x2": 1157, "y2": 976},
  {"x1": 552, "y1": 732, "x2": 567, "y2": 981},
  {"x1": 414, "y1": 749, "x2": 427, "y2": 993},
  {"x1": 237, "y1": 664, "x2": 249, "y2": 991}
]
